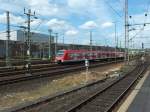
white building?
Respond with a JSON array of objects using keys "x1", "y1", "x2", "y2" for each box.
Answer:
[{"x1": 0, "y1": 30, "x2": 50, "y2": 43}]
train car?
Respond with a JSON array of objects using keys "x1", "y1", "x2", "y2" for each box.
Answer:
[{"x1": 55, "y1": 50, "x2": 124, "y2": 63}]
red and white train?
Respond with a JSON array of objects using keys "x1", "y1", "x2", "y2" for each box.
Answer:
[{"x1": 55, "y1": 50, "x2": 124, "y2": 63}]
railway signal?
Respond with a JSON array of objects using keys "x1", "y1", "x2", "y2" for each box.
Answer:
[{"x1": 85, "y1": 59, "x2": 89, "y2": 83}]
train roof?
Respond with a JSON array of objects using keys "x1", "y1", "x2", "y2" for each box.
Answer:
[{"x1": 58, "y1": 49, "x2": 124, "y2": 53}]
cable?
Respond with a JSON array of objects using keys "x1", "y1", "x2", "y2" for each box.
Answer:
[
  {"x1": 32, "y1": 20, "x2": 44, "y2": 31},
  {"x1": 145, "y1": 0, "x2": 150, "y2": 14},
  {"x1": 129, "y1": 0, "x2": 150, "y2": 42},
  {"x1": 0, "y1": 29, "x2": 18, "y2": 34},
  {"x1": 104, "y1": 0, "x2": 123, "y2": 18}
]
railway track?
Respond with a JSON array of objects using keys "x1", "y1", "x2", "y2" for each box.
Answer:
[
  {"x1": 0, "y1": 59, "x2": 53, "y2": 67},
  {"x1": 65, "y1": 63, "x2": 148, "y2": 112},
  {"x1": 9, "y1": 60, "x2": 148, "y2": 112},
  {"x1": 0, "y1": 63, "x2": 75, "y2": 77},
  {"x1": 0, "y1": 63, "x2": 59, "y2": 74},
  {"x1": 0, "y1": 60, "x2": 122, "y2": 86}
]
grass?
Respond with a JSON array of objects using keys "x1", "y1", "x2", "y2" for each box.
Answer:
[{"x1": 0, "y1": 63, "x2": 123, "y2": 111}]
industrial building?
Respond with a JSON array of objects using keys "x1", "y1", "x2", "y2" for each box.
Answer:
[
  {"x1": 0, "y1": 30, "x2": 120, "y2": 59},
  {"x1": 0, "y1": 30, "x2": 50, "y2": 43}
]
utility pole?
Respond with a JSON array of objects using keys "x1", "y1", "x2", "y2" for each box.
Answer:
[
  {"x1": 90, "y1": 30, "x2": 92, "y2": 51},
  {"x1": 120, "y1": 41, "x2": 122, "y2": 51},
  {"x1": 19, "y1": 26, "x2": 27, "y2": 66},
  {"x1": 48, "y1": 29, "x2": 52, "y2": 60},
  {"x1": 114, "y1": 22, "x2": 117, "y2": 62},
  {"x1": 42, "y1": 43, "x2": 45, "y2": 59},
  {"x1": 23, "y1": 30, "x2": 26, "y2": 62},
  {"x1": 142, "y1": 42, "x2": 144, "y2": 49},
  {"x1": 63, "y1": 33, "x2": 65, "y2": 45},
  {"x1": 124, "y1": 0, "x2": 129, "y2": 63},
  {"x1": 24, "y1": 8, "x2": 36, "y2": 75},
  {"x1": 55, "y1": 33, "x2": 58, "y2": 58},
  {"x1": 6, "y1": 11, "x2": 11, "y2": 67}
]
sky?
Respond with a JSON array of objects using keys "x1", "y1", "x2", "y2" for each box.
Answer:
[{"x1": 0, "y1": 0, "x2": 150, "y2": 48}]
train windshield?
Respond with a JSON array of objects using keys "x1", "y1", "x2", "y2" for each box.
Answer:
[{"x1": 57, "y1": 50, "x2": 64, "y2": 56}]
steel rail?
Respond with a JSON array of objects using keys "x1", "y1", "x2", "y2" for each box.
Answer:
[
  {"x1": 65, "y1": 63, "x2": 148, "y2": 112},
  {"x1": 0, "y1": 60, "x2": 123, "y2": 86}
]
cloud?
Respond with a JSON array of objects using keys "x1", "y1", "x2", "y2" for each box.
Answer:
[
  {"x1": 27, "y1": 0, "x2": 59, "y2": 16},
  {"x1": 47, "y1": 18, "x2": 67, "y2": 30},
  {"x1": 68, "y1": 0, "x2": 91, "y2": 9},
  {"x1": 0, "y1": 13, "x2": 24, "y2": 24},
  {"x1": 46, "y1": 18, "x2": 77, "y2": 33},
  {"x1": 101, "y1": 22, "x2": 113, "y2": 28},
  {"x1": 0, "y1": 13, "x2": 6, "y2": 23},
  {"x1": 26, "y1": 0, "x2": 67, "y2": 17},
  {"x1": 67, "y1": 0, "x2": 111, "y2": 21},
  {"x1": 31, "y1": 19, "x2": 43, "y2": 27},
  {"x1": 0, "y1": 0, "x2": 66, "y2": 17},
  {"x1": 0, "y1": 0, "x2": 27, "y2": 13},
  {"x1": 80, "y1": 21, "x2": 97, "y2": 30},
  {"x1": 126, "y1": 13, "x2": 150, "y2": 48},
  {"x1": 0, "y1": 0, "x2": 124, "y2": 47},
  {"x1": 65, "y1": 30, "x2": 78, "y2": 36}
]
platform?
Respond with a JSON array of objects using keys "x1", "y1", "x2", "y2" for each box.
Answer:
[{"x1": 117, "y1": 68, "x2": 150, "y2": 112}]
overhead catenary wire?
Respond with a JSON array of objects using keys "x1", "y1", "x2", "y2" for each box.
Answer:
[
  {"x1": 104, "y1": 0, "x2": 123, "y2": 18},
  {"x1": 129, "y1": 0, "x2": 150, "y2": 42}
]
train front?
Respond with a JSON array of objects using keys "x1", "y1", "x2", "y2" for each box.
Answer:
[{"x1": 55, "y1": 50, "x2": 65, "y2": 63}]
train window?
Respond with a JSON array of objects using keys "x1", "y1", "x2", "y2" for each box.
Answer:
[
  {"x1": 57, "y1": 50, "x2": 64, "y2": 56},
  {"x1": 107, "y1": 53, "x2": 109, "y2": 57},
  {"x1": 76, "y1": 53, "x2": 80, "y2": 57},
  {"x1": 69, "y1": 53, "x2": 75, "y2": 58},
  {"x1": 87, "y1": 53, "x2": 90, "y2": 57}
]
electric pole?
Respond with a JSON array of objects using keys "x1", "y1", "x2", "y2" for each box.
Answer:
[
  {"x1": 55, "y1": 33, "x2": 58, "y2": 58},
  {"x1": 142, "y1": 43, "x2": 144, "y2": 49},
  {"x1": 48, "y1": 29, "x2": 52, "y2": 60},
  {"x1": 125, "y1": 0, "x2": 129, "y2": 63},
  {"x1": 63, "y1": 33, "x2": 65, "y2": 45},
  {"x1": 6, "y1": 11, "x2": 11, "y2": 67},
  {"x1": 120, "y1": 41, "x2": 122, "y2": 51},
  {"x1": 90, "y1": 30, "x2": 92, "y2": 51},
  {"x1": 24, "y1": 8, "x2": 36, "y2": 74},
  {"x1": 114, "y1": 22, "x2": 117, "y2": 62}
]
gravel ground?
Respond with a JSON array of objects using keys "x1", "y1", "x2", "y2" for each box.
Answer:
[
  {"x1": 21, "y1": 62, "x2": 137, "y2": 112},
  {"x1": 0, "y1": 62, "x2": 124, "y2": 111},
  {"x1": 25, "y1": 77, "x2": 118, "y2": 112}
]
